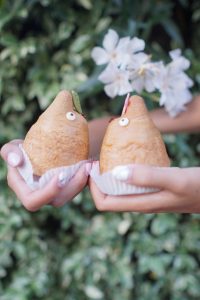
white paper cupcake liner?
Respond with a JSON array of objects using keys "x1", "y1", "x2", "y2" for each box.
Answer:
[
  {"x1": 17, "y1": 145, "x2": 88, "y2": 190},
  {"x1": 90, "y1": 162, "x2": 159, "y2": 196}
]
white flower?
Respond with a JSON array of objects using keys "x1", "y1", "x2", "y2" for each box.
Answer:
[
  {"x1": 91, "y1": 29, "x2": 145, "y2": 68},
  {"x1": 119, "y1": 37, "x2": 146, "y2": 68},
  {"x1": 169, "y1": 49, "x2": 190, "y2": 71},
  {"x1": 160, "y1": 88, "x2": 193, "y2": 117},
  {"x1": 129, "y1": 53, "x2": 163, "y2": 93},
  {"x1": 158, "y1": 49, "x2": 193, "y2": 117},
  {"x1": 130, "y1": 37, "x2": 145, "y2": 53},
  {"x1": 92, "y1": 29, "x2": 194, "y2": 117},
  {"x1": 99, "y1": 63, "x2": 132, "y2": 98},
  {"x1": 91, "y1": 29, "x2": 127, "y2": 66}
]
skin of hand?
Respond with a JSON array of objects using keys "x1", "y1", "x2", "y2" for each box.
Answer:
[
  {"x1": 0, "y1": 140, "x2": 92, "y2": 211},
  {"x1": 89, "y1": 164, "x2": 200, "y2": 213}
]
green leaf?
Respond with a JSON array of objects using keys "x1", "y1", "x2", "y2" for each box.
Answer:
[
  {"x1": 76, "y1": 0, "x2": 92, "y2": 10},
  {"x1": 151, "y1": 214, "x2": 178, "y2": 235},
  {"x1": 84, "y1": 286, "x2": 104, "y2": 299},
  {"x1": 71, "y1": 90, "x2": 82, "y2": 114}
]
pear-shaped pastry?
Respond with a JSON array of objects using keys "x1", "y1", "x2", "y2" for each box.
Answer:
[
  {"x1": 100, "y1": 95, "x2": 170, "y2": 173},
  {"x1": 23, "y1": 90, "x2": 89, "y2": 176}
]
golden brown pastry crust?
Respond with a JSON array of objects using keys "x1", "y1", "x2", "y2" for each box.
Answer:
[
  {"x1": 23, "y1": 90, "x2": 89, "y2": 176},
  {"x1": 100, "y1": 95, "x2": 170, "y2": 173}
]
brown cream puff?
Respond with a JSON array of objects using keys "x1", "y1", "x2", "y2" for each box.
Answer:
[
  {"x1": 100, "y1": 95, "x2": 170, "y2": 173},
  {"x1": 23, "y1": 90, "x2": 89, "y2": 176}
]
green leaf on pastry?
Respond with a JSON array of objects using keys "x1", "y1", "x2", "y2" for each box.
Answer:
[{"x1": 71, "y1": 90, "x2": 82, "y2": 114}]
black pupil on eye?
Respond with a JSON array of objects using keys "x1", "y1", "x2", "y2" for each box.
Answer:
[{"x1": 70, "y1": 113, "x2": 73, "y2": 116}]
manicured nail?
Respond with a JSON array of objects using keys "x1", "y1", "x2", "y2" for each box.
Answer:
[
  {"x1": 112, "y1": 166, "x2": 130, "y2": 181},
  {"x1": 7, "y1": 152, "x2": 21, "y2": 167},
  {"x1": 85, "y1": 162, "x2": 92, "y2": 175},
  {"x1": 58, "y1": 172, "x2": 67, "y2": 188}
]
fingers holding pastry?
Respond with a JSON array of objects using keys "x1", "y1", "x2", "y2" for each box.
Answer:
[
  {"x1": 89, "y1": 176, "x2": 183, "y2": 213},
  {"x1": 111, "y1": 165, "x2": 184, "y2": 192},
  {"x1": 90, "y1": 166, "x2": 200, "y2": 213},
  {"x1": 6, "y1": 166, "x2": 72, "y2": 211}
]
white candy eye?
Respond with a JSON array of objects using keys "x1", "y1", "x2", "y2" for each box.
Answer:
[
  {"x1": 66, "y1": 112, "x2": 76, "y2": 121},
  {"x1": 119, "y1": 117, "x2": 129, "y2": 127}
]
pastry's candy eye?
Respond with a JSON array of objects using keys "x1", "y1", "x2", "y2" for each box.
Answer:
[
  {"x1": 119, "y1": 117, "x2": 129, "y2": 126},
  {"x1": 66, "y1": 112, "x2": 76, "y2": 121}
]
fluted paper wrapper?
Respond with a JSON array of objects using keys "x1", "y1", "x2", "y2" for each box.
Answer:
[
  {"x1": 90, "y1": 162, "x2": 158, "y2": 196},
  {"x1": 17, "y1": 145, "x2": 87, "y2": 190}
]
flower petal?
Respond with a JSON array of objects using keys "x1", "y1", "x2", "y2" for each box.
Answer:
[
  {"x1": 103, "y1": 29, "x2": 119, "y2": 52},
  {"x1": 129, "y1": 52, "x2": 149, "y2": 70},
  {"x1": 116, "y1": 37, "x2": 130, "y2": 51},
  {"x1": 144, "y1": 76, "x2": 156, "y2": 93},
  {"x1": 130, "y1": 37, "x2": 145, "y2": 53},
  {"x1": 174, "y1": 57, "x2": 190, "y2": 71},
  {"x1": 104, "y1": 82, "x2": 119, "y2": 98},
  {"x1": 169, "y1": 49, "x2": 181, "y2": 60},
  {"x1": 131, "y1": 77, "x2": 144, "y2": 93},
  {"x1": 118, "y1": 79, "x2": 132, "y2": 95},
  {"x1": 115, "y1": 37, "x2": 131, "y2": 66},
  {"x1": 91, "y1": 47, "x2": 109, "y2": 65},
  {"x1": 98, "y1": 64, "x2": 118, "y2": 83},
  {"x1": 159, "y1": 86, "x2": 193, "y2": 117}
]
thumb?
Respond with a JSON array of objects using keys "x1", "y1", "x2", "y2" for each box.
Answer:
[{"x1": 112, "y1": 164, "x2": 182, "y2": 191}]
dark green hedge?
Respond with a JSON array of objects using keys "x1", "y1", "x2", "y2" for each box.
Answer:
[{"x1": 0, "y1": 0, "x2": 200, "y2": 299}]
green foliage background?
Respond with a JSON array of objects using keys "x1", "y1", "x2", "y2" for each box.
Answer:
[{"x1": 0, "y1": 0, "x2": 200, "y2": 299}]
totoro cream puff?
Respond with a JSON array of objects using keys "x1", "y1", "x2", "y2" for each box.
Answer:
[
  {"x1": 23, "y1": 90, "x2": 89, "y2": 176},
  {"x1": 100, "y1": 95, "x2": 170, "y2": 174}
]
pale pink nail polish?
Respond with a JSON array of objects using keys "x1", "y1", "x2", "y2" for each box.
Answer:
[
  {"x1": 85, "y1": 162, "x2": 92, "y2": 175},
  {"x1": 7, "y1": 152, "x2": 21, "y2": 167},
  {"x1": 58, "y1": 172, "x2": 67, "y2": 188},
  {"x1": 112, "y1": 166, "x2": 130, "y2": 181}
]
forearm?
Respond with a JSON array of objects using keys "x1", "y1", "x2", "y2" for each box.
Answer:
[{"x1": 150, "y1": 95, "x2": 200, "y2": 134}]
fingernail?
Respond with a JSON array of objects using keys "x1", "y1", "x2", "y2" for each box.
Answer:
[
  {"x1": 85, "y1": 162, "x2": 92, "y2": 175},
  {"x1": 112, "y1": 166, "x2": 130, "y2": 181},
  {"x1": 58, "y1": 172, "x2": 67, "y2": 188},
  {"x1": 7, "y1": 152, "x2": 21, "y2": 167}
]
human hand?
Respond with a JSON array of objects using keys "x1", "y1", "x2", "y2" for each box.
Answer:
[
  {"x1": 89, "y1": 164, "x2": 200, "y2": 213},
  {"x1": 1, "y1": 140, "x2": 91, "y2": 211}
]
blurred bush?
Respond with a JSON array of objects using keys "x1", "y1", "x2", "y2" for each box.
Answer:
[{"x1": 0, "y1": 0, "x2": 200, "y2": 299}]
